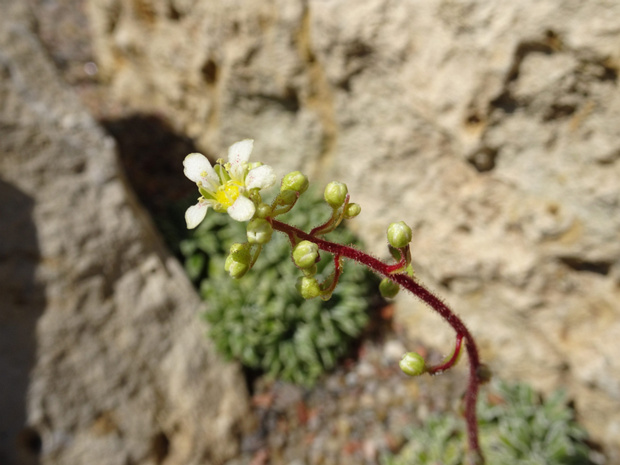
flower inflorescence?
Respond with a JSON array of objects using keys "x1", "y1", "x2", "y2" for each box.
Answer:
[{"x1": 183, "y1": 139, "x2": 487, "y2": 463}]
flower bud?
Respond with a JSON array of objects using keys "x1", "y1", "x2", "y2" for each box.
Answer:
[
  {"x1": 225, "y1": 254, "x2": 249, "y2": 279},
  {"x1": 256, "y1": 203, "x2": 272, "y2": 218},
  {"x1": 276, "y1": 189, "x2": 298, "y2": 206},
  {"x1": 228, "y1": 243, "x2": 251, "y2": 265},
  {"x1": 387, "y1": 221, "x2": 412, "y2": 248},
  {"x1": 324, "y1": 181, "x2": 348, "y2": 208},
  {"x1": 379, "y1": 278, "x2": 400, "y2": 299},
  {"x1": 247, "y1": 218, "x2": 273, "y2": 244},
  {"x1": 302, "y1": 264, "x2": 318, "y2": 277},
  {"x1": 343, "y1": 202, "x2": 361, "y2": 219},
  {"x1": 281, "y1": 171, "x2": 309, "y2": 193},
  {"x1": 292, "y1": 240, "x2": 319, "y2": 269},
  {"x1": 399, "y1": 352, "x2": 427, "y2": 377},
  {"x1": 296, "y1": 276, "x2": 321, "y2": 299}
]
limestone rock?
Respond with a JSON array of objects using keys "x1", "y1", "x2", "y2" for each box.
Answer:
[
  {"x1": 0, "y1": 3, "x2": 250, "y2": 465},
  {"x1": 86, "y1": 0, "x2": 620, "y2": 460}
]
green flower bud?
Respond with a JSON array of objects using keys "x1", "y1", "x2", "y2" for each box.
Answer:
[
  {"x1": 343, "y1": 203, "x2": 361, "y2": 219},
  {"x1": 379, "y1": 278, "x2": 400, "y2": 299},
  {"x1": 256, "y1": 203, "x2": 272, "y2": 218},
  {"x1": 292, "y1": 240, "x2": 319, "y2": 269},
  {"x1": 225, "y1": 254, "x2": 249, "y2": 279},
  {"x1": 387, "y1": 221, "x2": 413, "y2": 248},
  {"x1": 228, "y1": 242, "x2": 251, "y2": 265},
  {"x1": 400, "y1": 352, "x2": 427, "y2": 377},
  {"x1": 277, "y1": 189, "x2": 298, "y2": 206},
  {"x1": 247, "y1": 218, "x2": 273, "y2": 244},
  {"x1": 281, "y1": 171, "x2": 309, "y2": 193},
  {"x1": 324, "y1": 181, "x2": 348, "y2": 208},
  {"x1": 302, "y1": 264, "x2": 318, "y2": 277},
  {"x1": 296, "y1": 276, "x2": 321, "y2": 299}
]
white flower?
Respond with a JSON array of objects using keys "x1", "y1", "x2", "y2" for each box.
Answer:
[{"x1": 183, "y1": 139, "x2": 276, "y2": 228}]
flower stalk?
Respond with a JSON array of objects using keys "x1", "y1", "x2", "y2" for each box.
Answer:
[{"x1": 270, "y1": 217, "x2": 484, "y2": 463}]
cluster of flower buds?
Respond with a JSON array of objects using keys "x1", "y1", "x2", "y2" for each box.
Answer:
[
  {"x1": 224, "y1": 242, "x2": 252, "y2": 279},
  {"x1": 307, "y1": 181, "x2": 361, "y2": 238},
  {"x1": 292, "y1": 240, "x2": 342, "y2": 301},
  {"x1": 224, "y1": 167, "x2": 316, "y2": 279},
  {"x1": 262, "y1": 170, "x2": 310, "y2": 218},
  {"x1": 378, "y1": 220, "x2": 455, "y2": 378},
  {"x1": 292, "y1": 180, "x2": 364, "y2": 301}
]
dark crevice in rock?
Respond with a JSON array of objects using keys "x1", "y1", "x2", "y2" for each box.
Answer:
[
  {"x1": 104, "y1": 2, "x2": 122, "y2": 34},
  {"x1": 151, "y1": 431, "x2": 170, "y2": 463},
  {"x1": 577, "y1": 57, "x2": 619, "y2": 84},
  {"x1": 465, "y1": 113, "x2": 483, "y2": 126},
  {"x1": 17, "y1": 426, "x2": 42, "y2": 456},
  {"x1": 467, "y1": 146, "x2": 498, "y2": 172},
  {"x1": 242, "y1": 366, "x2": 264, "y2": 396},
  {"x1": 542, "y1": 103, "x2": 577, "y2": 121},
  {"x1": 490, "y1": 90, "x2": 520, "y2": 114},
  {"x1": 167, "y1": 0, "x2": 182, "y2": 21},
  {"x1": 487, "y1": 32, "x2": 562, "y2": 117},
  {"x1": 558, "y1": 257, "x2": 611, "y2": 276},
  {"x1": 597, "y1": 61, "x2": 618, "y2": 83},
  {"x1": 336, "y1": 41, "x2": 374, "y2": 91},
  {"x1": 201, "y1": 59, "x2": 218, "y2": 85},
  {"x1": 506, "y1": 36, "x2": 559, "y2": 84},
  {"x1": 255, "y1": 86, "x2": 301, "y2": 113},
  {"x1": 345, "y1": 40, "x2": 373, "y2": 61}
]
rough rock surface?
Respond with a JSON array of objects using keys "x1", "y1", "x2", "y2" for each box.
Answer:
[
  {"x1": 0, "y1": 2, "x2": 250, "y2": 464},
  {"x1": 86, "y1": 0, "x2": 620, "y2": 460}
]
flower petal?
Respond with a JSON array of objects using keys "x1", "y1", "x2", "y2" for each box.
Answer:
[
  {"x1": 227, "y1": 139, "x2": 254, "y2": 168},
  {"x1": 227, "y1": 195, "x2": 255, "y2": 221},
  {"x1": 246, "y1": 164, "x2": 277, "y2": 190},
  {"x1": 185, "y1": 200, "x2": 209, "y2": 229},
  {"x1": 184, "y1": 153, "x2": 217, "y2": 185}
]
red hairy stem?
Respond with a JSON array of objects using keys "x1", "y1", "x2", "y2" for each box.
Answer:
[
  {"x1": 309, "y1": 194, "x2": 350, "y2": 237},
  {"x1": 270, "y1": 218, "x2": 483, "y2": 461},
  {"x1": 427, "y1": 333, "x2": 463, "y2": 375}
]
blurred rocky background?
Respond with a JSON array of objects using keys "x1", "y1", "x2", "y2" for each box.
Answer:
[{"x1": 1, "y1": 0, "x2": 619, "y2": 464}]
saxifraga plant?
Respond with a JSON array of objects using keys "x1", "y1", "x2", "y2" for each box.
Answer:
[
  {"x1": 181, "y1": 139, "x2": 489, "y2": 463},
  {"x1": 180, "y1": 190, "x2": 378, "y2": 386},
  {"x1": 382, "y1": 381, "x2": 595, "y2": 465}
]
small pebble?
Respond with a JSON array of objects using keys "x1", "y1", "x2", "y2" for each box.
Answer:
[
  {"x1": 356, "y1": 360, "x2": 376, "y2": 378},
  {"x1": 383, "y1": 339, "x2": 407, "y2": 363}
]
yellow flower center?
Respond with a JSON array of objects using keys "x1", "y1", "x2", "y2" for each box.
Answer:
[{"x1": 215, "y1": 181, "x2": 243, "y2": 209}]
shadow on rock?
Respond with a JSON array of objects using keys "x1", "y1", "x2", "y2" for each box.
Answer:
[
  {"x1": 0, "y1": 179, "x2": 44, "y2": 465},
  {"x1": 100, "y1": 113, "x2": 200, "y2": 253}
]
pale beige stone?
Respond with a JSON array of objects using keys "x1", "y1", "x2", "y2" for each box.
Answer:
[
  {"x1": 83, "y1": 0, "x2": 620, "y2": 460},
  {"x1": 0, "y1": 3, "x2": 251, "y2": 464}
]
